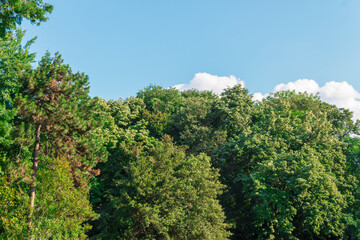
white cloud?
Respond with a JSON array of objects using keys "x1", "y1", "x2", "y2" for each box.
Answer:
[
  {"x1": 273, "y1": 79, "x2": 320, "y2": 95},
  {"x1": 319, "y1": 81, "x2": 360, "y2": 121},
  {"x1": 173, "y1": 72, "x2": 244, "y2": 95},
  {"x1": 254, "y1": 79, "x2": 360, "y2": 121},
  {"x1": 252, "y1": 92, "x2": 268, "y2": 102}
]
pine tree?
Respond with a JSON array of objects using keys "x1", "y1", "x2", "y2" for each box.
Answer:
[{"x1": 15, "y1": 52, "x2": 105, "y2": 234}]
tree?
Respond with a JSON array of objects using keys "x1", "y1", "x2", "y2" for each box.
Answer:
[
  {"x1": 0, "y1": 0, "x2": 53, "y2": 37},
  {"x1": 229, "y1": 92, "x2": 355, "y2": 239},
  {"x1": 90, "y1": 105, "x2": 231, "y2": 239},
  {"x1": 0, "y1": 31, "x2": 35, "y2": 239},
  {"x1": 166, "y1": 89, "x2": 226, "y2": 156},
  {"x1": 0, "y1": 29, "x2": 35, "y2": 153},
  {"x1": 216, "y1": 84, "x2": 254, "y2": 138},
  {"x1": 15, "y1": 52, "x2": 105, "y2": 234},
  {"x1": 136, "y1": 85, "x2": 182, "y2": 138},
  {"x1": 136, "y1": 85, "x2": 182, "y2": 115}
]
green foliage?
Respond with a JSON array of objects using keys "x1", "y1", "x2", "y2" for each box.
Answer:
[
  {"x1": 0, "y1": 29, "x2": 35, "y2": 154},
  {"x1": 167, "y1": 89, "x2": 226, "y2": 156},
  {"x1": 217, "y1": 84, "x2": 254, "y2": 137},
  {"x1": 136, "y1": 85, "x2": 182, "y2": 138},
  {"x1": 0, "y1": 29, "x2": 35, "y2": 105},
  {"x1": 0, "y1": 0, "x2": 53, "y2": 37},
  {"x1": 0, "y1": 156, "x2": 98, "y2": 239},
  {"x1": 0, "y1": 175, "x2": 27, "y2": 239},
  {"x1": 0, "y1": 103, "x2": 15, "y2": 150},
  {"x1": 137, "y1": 85, "x2": 182, "y2": 114},
  {"x1": 29, "y1": 157, "x2": 97, "y2": 239},
  {"x1": 342, "y1": 137, "x2": 360, "y2": 239},
  {"x1": 229, "y1": 92, "x2": 356, "y2": 239},
  {"x1": 91, "y1": 131, "x2": 230, "y2": 239}
]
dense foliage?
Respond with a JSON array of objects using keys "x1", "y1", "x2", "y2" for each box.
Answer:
[{"x1": 1, "y1": 3, "x2": 360, "y2": 239}]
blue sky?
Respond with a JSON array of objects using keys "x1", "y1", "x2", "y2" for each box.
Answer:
[{"x1": 22, "y1": 0, "x2": 360, "y2": 106}]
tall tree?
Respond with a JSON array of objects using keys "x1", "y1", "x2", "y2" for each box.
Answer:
[
  {"x1": 228, "y1": 92, "x2": 355, "y2": 239},
  {"x1": 15, "y1": 52, "x2": 105, "y2": 234}
]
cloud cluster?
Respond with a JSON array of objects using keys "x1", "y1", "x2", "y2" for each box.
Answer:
[
  {"x1": 174, "y1": 73, "x2": 360, "y2": 121},
  {"x1": 255, "y1": 79, "x2": 360, "y2": 121},
  {"x1": 173, "y1": 72, "x2": 244, "y2": 95}
]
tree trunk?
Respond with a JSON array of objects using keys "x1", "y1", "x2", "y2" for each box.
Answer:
[{"x1": 28, "y1": 124, "x2": 41, "y2": 231}]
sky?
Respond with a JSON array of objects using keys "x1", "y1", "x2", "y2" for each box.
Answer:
[{"x1": 22, "y1": 0, "x2": 360, "y2": 120}]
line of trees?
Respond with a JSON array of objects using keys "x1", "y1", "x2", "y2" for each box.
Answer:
[{"x1": 1, "y1": 1, "x2": 360, "y2": 239}]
